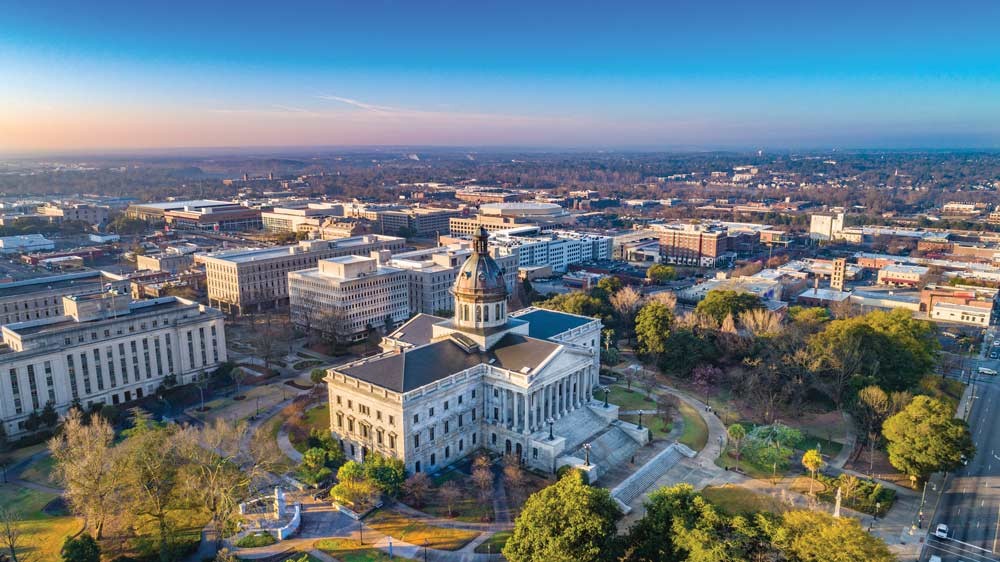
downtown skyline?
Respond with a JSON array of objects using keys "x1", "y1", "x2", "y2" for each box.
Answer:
[{"x1": 3, "y1": 0, "x2": 1000, "y2": 153}]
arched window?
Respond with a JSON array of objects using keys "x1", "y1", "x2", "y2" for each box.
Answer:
[
  {"x1": 463, "y1": 305, "x2": 469, "y2": 321},
  {"x1": 495, "y1": 303, "x2": 501, "y2": 319},
  {"x1": 475, "y1": 306, "x2": 482, "y2": 322},
  {"x1": 483, "y1": 306, "x2": 489, "y2": 322}
]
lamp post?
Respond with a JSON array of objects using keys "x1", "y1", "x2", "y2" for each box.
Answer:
[
  {"x1": 603, "y1": 386, "x2": 609, "y2": 408},
  {"x1": 583, "y1": 443, "x2": 592, "y2": 466},
  {"x1": 637, "y1": 410, "x2": 643, "y2": 430},
  {"x1": 423, "y1": 538, "x2": 429, "y2": 562},
  {"x1": 359, "y1": 521, "x2": 364, "y2": 545},
  {"x1": 388, "y1": 537, "x2": 393, "y2": 559},
  {"x1": 548, "y1": 418, "x2": 554, "y2": 441}
]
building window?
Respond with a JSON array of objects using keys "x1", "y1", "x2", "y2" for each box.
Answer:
[
  {"x1": 429, "y1": 428, "x2": 435, "y2": 441},
  {"x1": 472, "y1": 389, "x2": 476, "y2": 399},
  {"x1": 472, "y1": 433, "x2": 477, "y2": 445},
  {"x1": 389, "y1": 435, "x2": 396, "y2": 449},
  {"x1": 414, "y1": 435, "x2": 420, "y2": 448},
  {"x1": 533, "y1": 447, "x2": 538, "y2": 459},
  {"x1": 413, "y1": 414, "x2": 419, "y2": 424},
  {"x1": 415, "y1": 461, "x2": 421, "y2": 473},
  {"x1": 457, "y1": 414, "x2": 463, "y2": 428},
  {"x1": 445, "y1": 446, "x2": 450, "y2": 459},
  {"x1": 458, "y1": 395, "x2": 463, "y2": 405},
  {"x1": 459, "y1": 439, "x2": 464, "y2": 452},
  {"x1": 430, "y1": 453, "x2": 436, "y2": 466},
  {"x1": 444, "y1": 421, "x2": 450, "y2": 434},
  {"x1": 491, "y1": 433, "x2": 497, "y2": 445},
  {"x1": 443, "y1": 400, "x2": 449, "y2": 411},
  {"x1": 429, "y1": 407, "x2": 434, "y2": 417}
]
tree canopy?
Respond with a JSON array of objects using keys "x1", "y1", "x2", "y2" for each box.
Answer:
[
  {"x1": 635, "y1": 300, "x2": 674, "y2": 356},
  {"x1": 695, "y1": 290, "x2": 763, "y2": 324},
  {"x1": 503, "y1": 470, "x2": 622, "y2": 562},
  {"x1": 646, "y1": 264, "x2": 677, "y2": 284},
  {"x1": 882, "y1": 395, "x2": 974, "y2": 480}
]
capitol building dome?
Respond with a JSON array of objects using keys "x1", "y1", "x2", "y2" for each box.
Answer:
[{"x1": 453, "y1": 227, "x2": 508, "y2": 330}]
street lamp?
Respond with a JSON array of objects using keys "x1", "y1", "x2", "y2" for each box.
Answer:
[
  {"x1": 423, "y1": 538, "x2": 429, "y2": 562},
  {"x1": 548, "y1": 418, "x2": 555, "y2": 441},
  {"x1": 583, "y1": 443, "x2": 592, "y2": 466},
  {"x1": 603, "y1": 386, "x2": 609, "y2": 408},
  {"x1": 359, "y1": 521, "x2": 364, "y2": 545},
  {"x1": 637, "y1": 410, "x2": 643, "y2": 430}
]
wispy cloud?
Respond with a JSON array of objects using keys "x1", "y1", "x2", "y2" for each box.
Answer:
[{"x1": 315, "y1": 95, "x2": 399, "y2": 114}]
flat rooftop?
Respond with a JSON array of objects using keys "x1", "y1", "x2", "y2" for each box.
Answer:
[
  {"x1": 131, "y1": 200, "x2": 232, "y2": 211},
  {"x1": 0, "y1": 270, "x2": 103, "y2": 299},
  {"x1": 8, "y1": 299, "x2": 193, "y2": 336}
]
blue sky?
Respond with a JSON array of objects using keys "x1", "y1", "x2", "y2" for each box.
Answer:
[{"x1": 2, "y1": 0, "x2": 1000, "y2": 151}]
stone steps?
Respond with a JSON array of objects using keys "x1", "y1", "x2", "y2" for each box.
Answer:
[{"x1": 611, "y1": 444, "x2": 685, "y2": 509}]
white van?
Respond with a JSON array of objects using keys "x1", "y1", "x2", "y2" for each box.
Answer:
[{"x1": 978, "y1": 367, "x2": 998, "y2": 376}]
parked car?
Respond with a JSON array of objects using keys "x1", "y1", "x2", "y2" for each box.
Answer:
[{"x1": 935, "y1": 523, "x2": 949, "y2": 539}]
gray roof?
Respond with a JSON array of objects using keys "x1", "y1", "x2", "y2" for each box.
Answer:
[
  {"x1": 386, "y1": 313, "x2": 446, "y2": 347},
  {"x1": 340, "y1": 333, "x2": 560, "y2": 393},
  {"x1": 514, "y1": 308, "x2": 594, "y2": 340}
]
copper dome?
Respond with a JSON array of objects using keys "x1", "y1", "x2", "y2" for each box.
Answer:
[{"x1": 453, "y1": 227, "x2": 507, "y2": 301}]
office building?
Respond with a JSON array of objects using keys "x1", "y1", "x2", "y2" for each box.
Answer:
[
  {"x1": 809, "y1": 212, "x2": 846, "y2": 241},
  {"x1": 876, "y1": 264, "x2": 929, "y2": 287},
  {"x1": 489, "y1": 228, "x2": 612, "y2": 273},
  {"x1": 0, "y1": 293, "x2": 226, "y2": 437},
  {"x1": 126, "y1": 200, "x2": 237, "y2": 223},
  {"x1": 389, "y1": 244, "x2": 518, "y2": 315},
  {"x1": 0, "y1": 271, "x2": 115, "y2": 327},
  {"x1": 650, "y1": 223, "x2": 734, "y2": 267},
  {"x1": 261, "y1": 203, "x2": 345, "y2": 234},
  {"x1": 203, "y1": 235, "x2": 405, "y2": 314},
  {"x1": 36, "y1": 203, "x2": 110, "y2": 226},
  {"x1": 136, "y1": 252, "x2": 195, "y2": 274},
  {"x1": 288, "y1": 255, "x2": 409, "y2": 342}
]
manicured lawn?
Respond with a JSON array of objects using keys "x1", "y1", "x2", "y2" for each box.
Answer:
[
  {"x1": 279, "y1": 554, "x2": 324, "y2": 562},
  {"x1": 714, "y1": 447, "x2": 780, "y2": 480},
  {"x1": 0, "y1": 484, "x2": 82, "y2": 562},
  {"x1": 607, "y1": 386, "x2": 657, "y2": 411},
  {"x1": 677, "y1": 401, "x2": 709, "y2": 451},
  {"x1": 315, "y1": 538, "x2": 419, "y2": 562},
  {"x1": 422, "y1": 469, "x2": 493, "y2": 523},
  {"x1": 474, "y1": 530, "x2": 512, "y2": 554},
  {"x1": 19, "y1": 454, "x2": 57, "y2": 487},
  {"x1": 290, "y1": 405, "x2": 330, "y2": 453},
  {"x1": 702, "y1": 485, "x2": 789, "y2": 515},
  {"x1": 364, "y1": 509, "x2": 480, "y2": 551},
  {"x1": 621, "y1": 413, "x2": 671, "y2": 439}
]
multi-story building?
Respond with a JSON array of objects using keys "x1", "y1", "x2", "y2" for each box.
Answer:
[
  {"x1": 136, "y1": 252, "x2": 195, "y2": 274},
  {"x1": 454, "y1": 188, "x2": 522, "y2": 204},
  {"x1": 920, "y1": 284, "x2": 998, "y2": 327},
  {"x1": 36, "y1": 203, "x2": 110, "y2": 226},
  {"x1": 288, "y1": 255, "x2": 409, "y2": 342},
  {"x1": 389, "y1": 244, "x2": 518, "y2": 315},
  {"x1": 0, "y1": 292, "x2": 226, "y2": 437},
  {"x1": 163, "y1": 204, "x2": 262, "y2": 232},
  {"x1": 489, "y1": 228, "x2": 612, "y2": 272},
  {"x1": 324, "y1": 228, "x2": 645, "y2": 478},
  {"x1": 449, "y1": 214, "x2": 542, "y2": 236},
  {"x1": 126, "y1": 200, "x2": 237, "y2": 223},
  {"x1": 876, "y1": 264, "x2": 929, "y2": 287},
  {"x1": 261, "y1": 203, "x2": 345, "y2": 235},
  {"x1": 0, "y1": 271, "x2": 116, "y2": 327},
  {"x1": 372, "y1": 208, "x2": 462, "y2": 237},
  {"x1": 203, "y1": 235, "x2": 405, "y2": 314},
  {"x1": 650, "y1": 223, "x2": 734, "y2": 267},
  {"x1": 809, "y1": 212, "x2": 846, "y2": 241}
]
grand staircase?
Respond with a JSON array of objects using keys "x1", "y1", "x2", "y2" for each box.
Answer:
[{"x1": 610, "y1": 443, "x2": 689, "y2": 510}]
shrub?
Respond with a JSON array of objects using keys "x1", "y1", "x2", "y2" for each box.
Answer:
[
  {"x1": 235, "y1": 533, "x2": 277, "y2": 548},
  {"x1": 814, "y1": 473, "x2": 895, "y2": 516}
]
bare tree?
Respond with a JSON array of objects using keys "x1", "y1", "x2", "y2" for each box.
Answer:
[
  {"x1": 49, "y1": 408, "x2": 122, "y2": 540},
  {"x1": 403, "y1": 473, "x2": 432, "y2": 508},
  {"x1": 503, "y1": 456, "x2": 527, "y2": 505},
  {"x1": 0, "y1": 507, "x2": 30, "y2": 562},
  {"x1": 738, "y1": 309, "x2": 782, "y2": 337},
  {"x1": 439, "y1": 480, "x2": 462, "y2": 517},
  {"x1": 648, "y1": 291, "x2": 677, "y2": 313},
  {"x1": 471, "y1": 464, "x2": 494, "y2": 503},
  {"x1": 610, "y1": 286, "x2": 642, "y2": 343},
  {"x1": 177, "y1": 418, "x2": 281, "y2": 545}
]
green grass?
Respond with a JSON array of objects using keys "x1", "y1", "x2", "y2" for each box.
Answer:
[
  {"x1": 236, "y1": 532, "x2": 277, "y2": 548},
  {"x1": 364, "y1": 509, "x2": 480, "y2": 551},
  {"x1": 621, "y1": 413, "x2": 672, "y2": 439},
  {"x1": 702, "y1": 485, "x2": 789, "y2": 515},
  {"x1": 18, "y1": 454, "x2": 57, "y2": 487},
  {"x1": 0, "y1": 484, "x2": 82, "y2": 562},
  {"x1": 715, "y1": 447, "x2": 782, "y2": 479},
  {"x1": 315, "y1": 538, "x2": 419, "y2": 562},
  {"x1": 607, "y1": 386, "x2": 658, "y2": 411},
  {"x1": 677, "y1": 401, "x2": 709, "y2": 451},
  {"x1": 290, "y1": 405, "x2": 331, "y2": 453},
  {"x1": 474, "y1": 530, "x2": 512, "y2": 554},
  {"x1": 795, "y1": 433, "x2": 843, "y2": 458},
  {"x1": 278, "y1": 554, "x2": 324, "y2": 562}
]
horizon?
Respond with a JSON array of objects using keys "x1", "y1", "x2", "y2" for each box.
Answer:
[{"x1": 3, "y1": 0, "x2": 1000, "y2": 152}]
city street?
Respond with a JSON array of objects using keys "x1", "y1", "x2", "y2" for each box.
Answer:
[{"x1": 924, "y1": 328, "x2": 1000, "y2": 562}]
